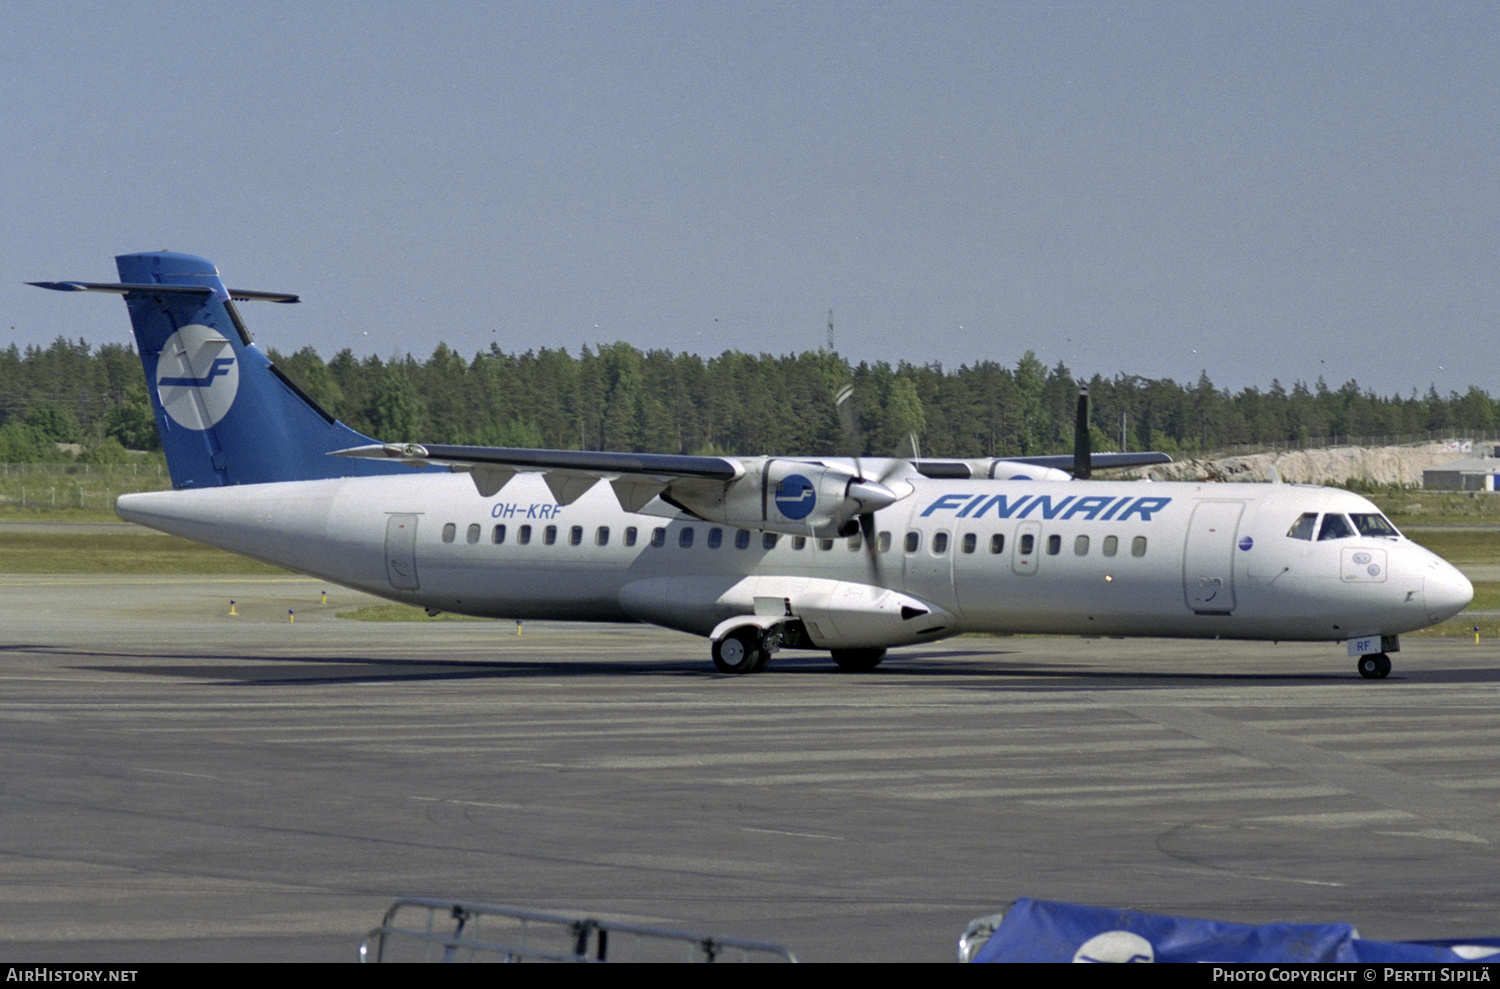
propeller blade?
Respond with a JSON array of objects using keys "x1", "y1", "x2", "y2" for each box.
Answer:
[
  {"x1": 834, "y1": 383, "x2": 865, "y2": 479},
  {"x1": 1073, "y1": 386, "x2": 1092, "y2": 480},
  {"x1": 860, "y1": 511, "x2": 881, "y2": 584},
  {"x1": 836, "y1": 382, "x2": 890, "y2": 585},
  {"x1": 893, "y1": 430, "x2": 920, "y2": 464}
]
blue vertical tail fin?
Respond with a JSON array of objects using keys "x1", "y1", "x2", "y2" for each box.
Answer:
[{"x1": 32, "y1": 251, "x2": 416, "y2": 488}]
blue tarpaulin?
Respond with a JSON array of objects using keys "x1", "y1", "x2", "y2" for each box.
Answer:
[{"x1": 963, "y1": 898, "x2": 1500, "y2": 963}]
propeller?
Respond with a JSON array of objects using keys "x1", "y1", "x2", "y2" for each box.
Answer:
[
  {"x1": 834, "y1": 384, "x2": 917, "y2": 583},
  {"x1": 1073, "y1": 386, "x2": 1092, "y2": 480}
]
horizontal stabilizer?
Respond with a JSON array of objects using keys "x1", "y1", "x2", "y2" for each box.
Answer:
[{"x1": 27, "y1": 281, "x2": 299, "y2": 303}]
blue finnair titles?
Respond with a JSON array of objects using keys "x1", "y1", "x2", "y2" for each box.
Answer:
[
  {"x1": 37, "y1": 252, "x2": 427, "y2": 490},
  {"x1": 919, "y1": 492, "x2": 1174, "y2": 522}
]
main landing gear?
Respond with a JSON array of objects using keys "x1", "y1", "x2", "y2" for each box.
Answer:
[
  {"x1": 711, "y1": 626, "x2": 771, "y2": 674},
  {"x1": 1357, "y1": 653, "x2": 1392, "y2": 680},
  {"x1": 709, "y1": 624, "x2": 889, "y2": 674}
]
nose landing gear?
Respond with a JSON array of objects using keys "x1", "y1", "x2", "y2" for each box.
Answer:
[{"x1": 1357, "y1": 653, "x2": 1392, "y2": 679}]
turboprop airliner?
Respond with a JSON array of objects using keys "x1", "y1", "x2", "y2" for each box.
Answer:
[{"x1": 31, "y1": 252, "x2": 1473, "y2": 678}]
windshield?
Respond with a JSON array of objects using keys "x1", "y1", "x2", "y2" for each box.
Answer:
[
  {"x1": 1350, "y1": 513, "x2": 1401, "y2": 538},
  {"x1": 1286, "y1": 513, "x2": 1317, "y2": 540},
  {"x1": 1318, "y1": 514, "x2": 1354, "y2": 540}
]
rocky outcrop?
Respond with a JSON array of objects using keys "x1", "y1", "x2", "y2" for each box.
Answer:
[{"x1": 1126, "y1": 444, "x2": 1460, "y2": 487}]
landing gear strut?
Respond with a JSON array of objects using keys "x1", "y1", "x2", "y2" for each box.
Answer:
[{"x1": 1357, "y1": 653, "x2": 1392, "y2": 680}]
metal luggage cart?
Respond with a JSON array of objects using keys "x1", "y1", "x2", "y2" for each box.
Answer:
[{"x1": 360, "y1": 897, "x2": 797, "y2": 963}]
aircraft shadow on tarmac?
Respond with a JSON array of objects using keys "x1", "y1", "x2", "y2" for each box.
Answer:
[{"x1": 7, "y1": 641, "x2": 1495, "y2": 689}]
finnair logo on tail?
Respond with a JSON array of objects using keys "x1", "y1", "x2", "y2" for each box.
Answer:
[
  {"x1": 160, "y1": 356, "x2": 235, "y2": 389},
  {"x1": 155, "y1": 324, "x2": 240, "y2": 430}
]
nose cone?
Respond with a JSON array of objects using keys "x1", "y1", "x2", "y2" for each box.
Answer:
[{"x1": 1425, "y1": 563, "x2": 1474, "y2": 624}]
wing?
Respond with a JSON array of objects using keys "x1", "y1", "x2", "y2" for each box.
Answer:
[
  {"x1": 333, "y1": 443, "x2": 909, "y2": 538},
  {"x1": 992, "y1": 451, "x2": 1174, "y2": 471}
]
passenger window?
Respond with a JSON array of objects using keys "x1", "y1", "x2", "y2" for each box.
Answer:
[
  {"x1": 819, "y1": 538, "x2": 834, "y2": 551},
  {"x1": 1131, "y1": 536, "x2": 1147, "y2": 557},
  {"x1": 1074, "y1": 535, "x2": 1089, "y2": 556},
  {"x1": 791, "y1": 536, "x2": 806, "y2": 550},
  {"x1": 1019, "y1": 533, "x2": 1034, "y2": 555},
  {"x1": 848, "y1": 533, "x2": 862, "y2": 551},
  {"x1": 442, "y1": 523, "x2": 456, "y2": 544},
  {"x1": 1046, "y1": 534, "x2": 1061, "y2": 556},
  {"x1": 518, "y1": 525, "x2": 532, "y2": 545},
  {"x1": 1287, "y1": 513, "x2": 1318, "y2": 540},
  {"x1": 679, "y1": 527, "x2": 694, "y2": 548},
  {"x1": 1102, "y1": 535, "x2": 1117, "y2": 557},
  {"x1": 989, "y1": 534, "x2": 1004, "y2": 554},
  {"x1": 735, "y1": 529, "x2": 751, "y2": 549},
  {"x1": 650, "y1": 527, "x2": 666, "y2": 548},
  {"x1": 544, "y1": 525, "x2": 557, "y2": 546},
  {"x1": 492, "y1": 524, "x2": 506, "y2": 544},
  {"x1": 763, "y1": 533, "x2": 779, "y2": 549},
  {"x1": 962, "y1": 533, "x2": 977, "y2": 554},
  {"x1": 709, "y1": 528, "x2": 723, "y2": 549},
  {"x1": 569, "y1": 525, "x2": 583, "y2": 546},
  {"x1": 1318, "y1": 514, "x2": 1354, "y2": 541},
  {"x1": 932, "y1": 532, "x2": 949, "y2": 554},
  {"x1": 624, "y1": 526, "x2": 638, "y2": 547},
  {"x1": 467, "y1": 524, "x2": 481, "y2": 544},
  {"x1": 596, "y1": 526, "x2": 609, "y2": 546},
  {"x1": 878, "y1": 531, "x2": 892, "y2": 553},
  {"x1": 904, "y1": 531, "x2": 920, "y2": 553}
]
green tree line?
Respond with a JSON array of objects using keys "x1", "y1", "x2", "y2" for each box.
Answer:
[{"x1": 2, "y1": 336, "x2": 1497, "y2": 462}]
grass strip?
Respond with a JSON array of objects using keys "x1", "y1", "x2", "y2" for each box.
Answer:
[{"x1": 0, "y1": 530, "x2": 288, "y2": 574}]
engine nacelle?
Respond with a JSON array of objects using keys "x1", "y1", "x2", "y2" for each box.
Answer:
[{"x1": 668, "y1": 458, "x2": 908, "y2": 539}]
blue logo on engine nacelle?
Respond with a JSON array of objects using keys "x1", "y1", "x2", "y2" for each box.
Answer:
[{"x1": 774, "y1": 474, "x2": 817, "y2": 520}]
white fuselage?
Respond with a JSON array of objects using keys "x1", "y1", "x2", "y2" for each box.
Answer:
[{"x1": 116, "y1": 472, "x2": 1472, "y2": 649}]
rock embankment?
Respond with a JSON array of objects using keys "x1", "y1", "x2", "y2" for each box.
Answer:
[{"x1": 1128, "y1": 444, "x2": 1461, "y2": 487}]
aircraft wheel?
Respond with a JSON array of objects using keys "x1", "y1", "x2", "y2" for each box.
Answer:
[
  {"x1": 831, "y1": 648, "x2": 886, "y2": 672},
  {"x1": 712, "y1": 627, "x2": 765, "y2": 674},
  {"x1": 1357, "y1": 653, "x2": 1392, "y2": 680}
]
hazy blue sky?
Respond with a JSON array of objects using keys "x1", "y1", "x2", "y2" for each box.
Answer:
[{"x1": 4, "y1": 1, "x2": 1495, "y2": 397}]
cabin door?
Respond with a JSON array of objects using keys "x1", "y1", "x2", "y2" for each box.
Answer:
[
  {"x1": 385, "y1": 513, "x2": 421, "y2": 591},
  {"x1": 1183, "y1": 501, "x2": 1243, "y2": 614}
]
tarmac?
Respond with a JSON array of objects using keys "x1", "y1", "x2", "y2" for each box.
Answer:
[{"x1": 2, "y1": 571, "x2": 1499, "y2": 962}]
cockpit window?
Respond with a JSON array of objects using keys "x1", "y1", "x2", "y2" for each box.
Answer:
[
  {"x1": 1287, "y1": 513, "x2": 1317, "y2": 540},
  {"x1": 1317, "y1": 513, "x2": 1355, "y2": 540},
  {"x1": 1350, "y1": 513, "x2": 1400, "y2": 538}
]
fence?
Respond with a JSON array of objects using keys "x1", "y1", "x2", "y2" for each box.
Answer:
[{"x1": 0, "y1": 462, "x2": 170, "y2": 510}]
